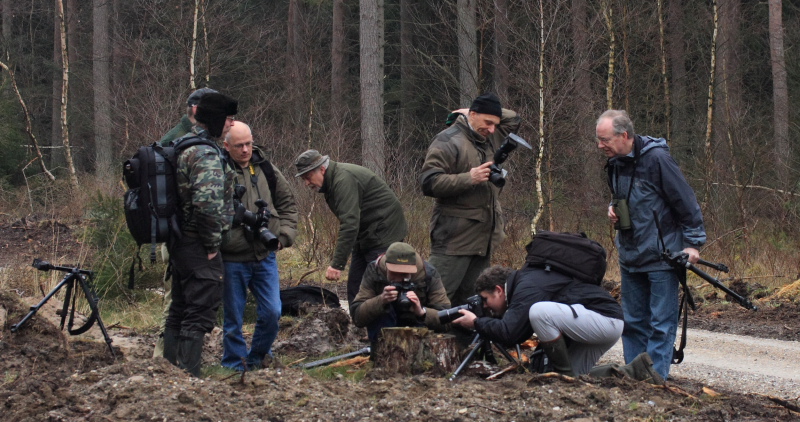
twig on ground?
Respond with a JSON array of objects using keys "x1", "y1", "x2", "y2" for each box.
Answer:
[
  {"x1": 468, "y1": 403, "x2": 506, "y2": 414},
  {"x1": 756, "y1": 394, "x2": 800, "y2": 414}
]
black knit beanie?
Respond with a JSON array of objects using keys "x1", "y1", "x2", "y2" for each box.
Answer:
[
  {"x1": 194, "y1": 93, "x2": 238, "y2": 138},
  {"x1": 469, "y1": 93, "x2": 502, "y2": 118}
]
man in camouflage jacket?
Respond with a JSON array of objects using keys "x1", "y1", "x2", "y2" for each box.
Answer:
[
  {"x1": 420, "y1": 93, "x2": 521, "y2": 306},
  {"x1": 163, "y1": 92, "x2": 237, "y2": 377}
]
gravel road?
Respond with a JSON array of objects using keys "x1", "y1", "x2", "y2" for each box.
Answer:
[{"x1": 598, "y1": 328, "x2": 800, "y2": 399}]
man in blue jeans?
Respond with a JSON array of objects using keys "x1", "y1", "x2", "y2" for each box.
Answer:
[
  {"x1": 220, "y1": 122, "x2": 298, "y2": 371},
  {"x1": 596, "y1": 110, "x2": 706, "y2": 380}
]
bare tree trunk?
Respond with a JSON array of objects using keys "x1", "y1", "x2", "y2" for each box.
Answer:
[
  {"x1": 768, "y1": 0, "x2": 789, "y2": 177},
  {"x1": 360, "y1": 0, "x2": 385, "y2": 176},
  {"x1": 51, "y1": 2, "x2": 63, "y2": 169},
  {"x1": 493, "y1": 0, "x2": 509, "y2": 100},
  {"x1": 189, "y1": 0, "x2": 200, "y2": 89},
  {"x1": 0, "y1": 60, "x2": 55, "y2": 181},
  {"x1": 56, "y1": 0, "x2": 78, "y2": 189},
  {"x1": 399, "y1": 0, "x2": 415, "y2": 122},
  {"x1": 457, "y1": 0, "x2": 477, "y2": 104},
  {"x1": 667, "y1": 0, "x2": 687, "y2": 147},
  {"x1": 331, "y1": 0, "x2": 346, "y2": 116},
  {"x1": 2, "y1": 0, "x2": 11, "y2": 40},
  {"x1": 657, "y1": 0, "x2": 671, "y2": 140},
  {"x1": 702, "y1": 0, "x2": 719, "y2": 206},
  {"x1": 93, "y1": 0, "x2": 112, "y2": 179},
  {"x1": 602, "y1": 0, "x2": 616, "y2": 109},
  {"x1": 531, "y1": 0, "x2": 545, "y2": 236}
]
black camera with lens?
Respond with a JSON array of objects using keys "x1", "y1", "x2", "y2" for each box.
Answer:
[
  {"x1": 390, "y1": 281, "x2": 417, "y2": 311},
  {"x1": 232, "y1": 184, "x2": 280, "y2": 251},
  {"x1": 487, "y1": 133, "x2": 533, "y2": 188},
  {"x1": 437, "y1": 294, "x2": 483, "y2": 324}
]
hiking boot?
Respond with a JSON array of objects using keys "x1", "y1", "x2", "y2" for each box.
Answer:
[
  {"x1": 177, "y1": 330, "x2": 205, "y2": 377},
  {"x1": 589, "y1": 352, "x2": 665, "y2": 385},
  {"x1": 540, "y1": 336, "x2": 575, "y2": 377},
  {"x1": 161, "y1": 328, "x2": 180, "y2": 365}
]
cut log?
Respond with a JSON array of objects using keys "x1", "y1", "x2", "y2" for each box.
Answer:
[{"x1": 373, "y1": 327, "x2": 459, "y2": 376}]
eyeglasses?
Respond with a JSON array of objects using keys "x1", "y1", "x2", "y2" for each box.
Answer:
[
  {"x1": 230, "y1": 141, "x2": 253, "y2": 150},
  {"x1": 226, "y1": 116, "x2": 236, "y2": 121}
]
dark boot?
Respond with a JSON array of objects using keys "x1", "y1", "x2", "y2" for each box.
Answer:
[
  {"x1": 177, "y1": 330, "x2": 205, "y2": 377},
  {"x1": 161, "y1": 328, "x2": 180, "y2": 365},
  {"x1": 540, "y1": 336, "x2": 575, "y2": 377},
  {"x1": 589, "y1": 352, "x2": 665, "y2": 385}
]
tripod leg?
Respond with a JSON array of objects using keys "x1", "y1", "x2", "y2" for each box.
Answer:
[
  {"x1": 449, "y1": 333, "x2": 484, "y2": 381},
  {"x1": 10, "y1": 276, "x2": 71, "y2": 333},
  {"x1": 76, "y1": 276, "x2": 116, "y2": 359}
]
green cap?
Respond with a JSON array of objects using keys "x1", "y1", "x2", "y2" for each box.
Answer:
[
  {"x1": 294, "y1": 149, "x2": 329, "y2": 177},
  {"x1": 385, "y1": 242, "x2": 418, "y2": 274}
]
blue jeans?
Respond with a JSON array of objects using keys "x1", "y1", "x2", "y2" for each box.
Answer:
[
  {"x1": 221, "y1": 254, "x2": 281, "y2": 371},
  {"x1": 620, "y1": 268, "x2": 680, "y2": 380}
]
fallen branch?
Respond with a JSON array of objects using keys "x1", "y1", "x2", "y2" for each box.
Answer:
[
  {"x1": 756, "y1": 394, "x2": 800, "y2": 414},
  {"x1": 468, "y1": 403, "x2": 506, "y2": 415},
  {"x1": 655, "y1": 383, "x2": 698, "y2": 400},
  {"x1": 711, "y1": 182, "x2": 800, "y2": 198}
]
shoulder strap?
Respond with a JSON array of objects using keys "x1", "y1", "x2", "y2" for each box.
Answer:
[{"x1": 258, "y1": 159, "x2": 278, "y2": 204}]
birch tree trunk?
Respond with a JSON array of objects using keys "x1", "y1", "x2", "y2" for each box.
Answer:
[
  {"x1": 602, "y1": 0, "x2": 616, "y2": 109},
  {"x1": 457, "y1": 0, "x2": 478, "y2": 105},
  {"x1": 768, "y1": 0, "x2": 789, "y2": 177},
  {"x1": 189, "y1": 0, "x2": 200, "y2": 89},
  {"x1": 531, "y1": 0, "x2": 545, "y2": 236},
  {"x1": 56, "y1": 0, "x2": 78, "y2": 189},
  {"x1": 702, "y1": 0, "x2": 719, "y2": 206},
  {"x1": 93, "y1": 0, "x2": 112, "y2": 179},
  {"x1": 359, "y1": 0, "x2": 385, "y2": 176}
]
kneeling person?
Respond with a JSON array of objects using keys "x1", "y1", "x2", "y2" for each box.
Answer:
[
  {"x1": 350, "y1": 242, "x2": 451, "y2": 345},
  {"x1": 452, "y1": 265, "x2": 624, "y2": 376}
]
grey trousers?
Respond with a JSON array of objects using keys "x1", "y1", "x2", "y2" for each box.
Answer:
[{"x1": 529, "y1": 302, "x2": 624, "y2": 375}]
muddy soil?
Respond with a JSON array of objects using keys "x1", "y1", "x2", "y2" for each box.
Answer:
[{"x1": 1, "y1": 216, "x2": 799, "y2": 421}]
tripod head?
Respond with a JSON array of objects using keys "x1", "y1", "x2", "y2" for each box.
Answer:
[{"x1": 32, "y1": 258, "x2": 94, "y2": 277}]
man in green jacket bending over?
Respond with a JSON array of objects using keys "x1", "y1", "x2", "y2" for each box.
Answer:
[
  {"x1": 295, "y1": 150, "x2": 408, "y2": 303},
  {"x1": 420, "y1": 93, "x2": 521, "y2": 306}
]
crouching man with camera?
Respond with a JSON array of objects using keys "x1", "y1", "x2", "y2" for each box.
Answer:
[
  {"x1": 452, "y1": 266, "x2": 626, "y2": 376},
  {"x1": 350, "y1": 242, "x2": 451, "y2": 350},
  {"x1": 220, "y1": 121, "x2": 298, "y2": 371}
]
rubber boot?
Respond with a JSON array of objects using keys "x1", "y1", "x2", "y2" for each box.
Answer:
[
  {"x1": 540, "y1": 336, "x2": 575, "y2": 377},
  {"x1": 161, "y1": 328, "x2": 180, "y2": 365},
  {"x1": 177, "y1": 330, "x2": 205, "y2": 377},
  {"x1": 589, "y1": 352, "x2": 665, "y2": 385}
]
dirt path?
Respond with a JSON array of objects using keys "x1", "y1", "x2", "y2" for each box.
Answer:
[{"x1": 600, "y1": 328, "x2": 800, "y2": 398}]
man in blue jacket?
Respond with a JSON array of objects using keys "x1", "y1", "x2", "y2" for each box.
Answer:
[{"x1": 596, "y1": 109, "x2": 706, "y2": 380}]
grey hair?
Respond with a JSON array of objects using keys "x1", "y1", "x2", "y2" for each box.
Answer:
[{"x1": 597, "y1": 109, "x2": 635, "y2": 139}]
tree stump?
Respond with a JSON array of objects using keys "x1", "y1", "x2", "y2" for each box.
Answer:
[{"x1": 373, "y1": 327, "x2": 460, "y2": 376}]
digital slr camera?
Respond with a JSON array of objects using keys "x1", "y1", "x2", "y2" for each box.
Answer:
[
  {"x1": 437, "y1": 294, "x2": 483, "y2": 324},
  {"x1": 488, "y1": 133, "x2": 533, "y2": 188},
  {"x1": 233, "y1": 185, "x2": 279, "y2": 251},
  {"x1": 390, "y1": 281, "x2": 417, "y2": 311}
]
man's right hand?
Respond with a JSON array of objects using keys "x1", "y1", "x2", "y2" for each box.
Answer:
[
  {"x1": 325, "y1": 266, "x2": 342, "y2": 280},
  {"x1": 470, "y1": 161, "x2": 494, "y2": 185},
  {"x1": 608, "y1": 205, "x2": 619, "y2": 224},
  {"x1": 380, "y1": 285, "x2": 399, "y2": 305}
]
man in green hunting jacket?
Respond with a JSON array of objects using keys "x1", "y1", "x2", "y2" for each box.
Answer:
[
  {"x1": 420, "y1": 93, "x2": 521, "y2": 306},
  {"x1": 294, "y1": 150, "x2": 408, "y2": 303}
]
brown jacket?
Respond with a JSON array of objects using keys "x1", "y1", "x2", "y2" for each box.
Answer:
[
  {"x1": 420, "y1": 109, "x2": 521, "y2": 255},
  {"x1": 350, "y1": 253, "x2": 450, "y2": 330}
]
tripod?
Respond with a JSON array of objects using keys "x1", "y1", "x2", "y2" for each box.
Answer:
[
  {"x1": 11, "y1": 259, "x2": 116, "y2": 358},
  {"x1": 449, "y1": 333, "x2": 523, "y2": 381}
]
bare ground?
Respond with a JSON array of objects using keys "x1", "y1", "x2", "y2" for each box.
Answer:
[{"x1": 1, "y1": 216, "x2": 800, "y2": 421}]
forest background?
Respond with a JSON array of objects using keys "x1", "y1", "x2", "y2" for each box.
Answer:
[{"x1": 0, "y1": 0, "x2": 798, "y2": 302}]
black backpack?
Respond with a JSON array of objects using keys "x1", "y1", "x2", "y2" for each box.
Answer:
[
  {"x1": 524, "y1": 231, "x2": 607, "y2": 285},
  {"x1": 122, "y1": 135, "x2": 219, "y2": 285}
]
